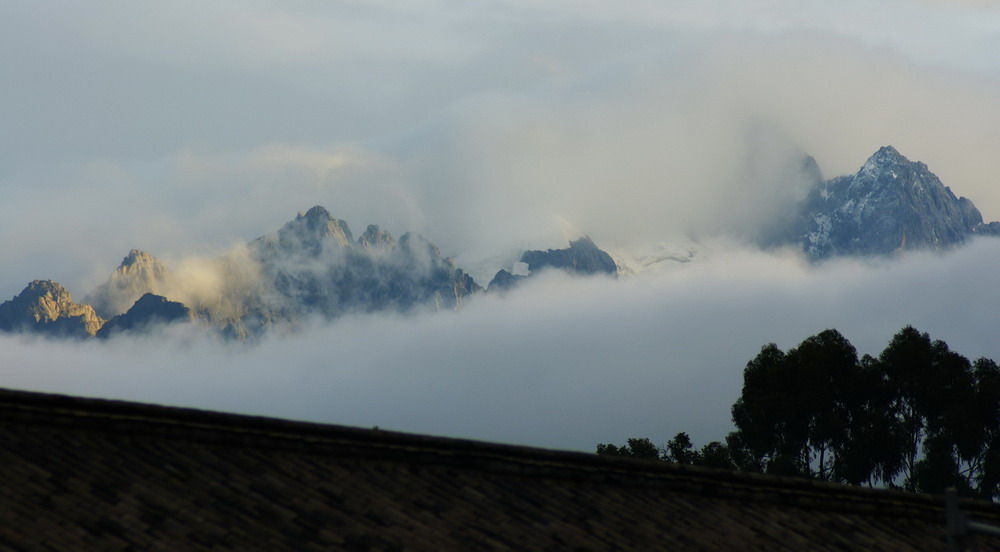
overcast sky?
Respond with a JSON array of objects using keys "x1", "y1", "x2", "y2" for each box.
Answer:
[{"x1": 2, "y1": 0, "x2": 1000, "y2": 452}]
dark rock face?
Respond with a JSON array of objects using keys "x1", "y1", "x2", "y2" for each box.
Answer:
[
  {"x1": 488, "y1": 236, "x2": 617, "y2": 292},
  {"x1": 977, "y1": 221, "x2": 1000, "y2": 236},
  {"x1": 785, "y1": 146, "x2": 999, "y2": 260},
  {"x1": 487, "y1": 269, "x2": 526, "y2": 293},
  {"x1": 0, "y1": 280, "x2": 104, "y2": 338},
  {"x1": 97, "y1": 293, "x2": 192, "y2": 339},
  {"x1": 520, "y1": 236, "x2": 618, "y2": 276}
]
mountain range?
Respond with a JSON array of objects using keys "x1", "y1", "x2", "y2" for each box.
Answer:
[
  {"x1": 1, "y1": 146, "x2": 997, "y2": 340},
  {"x1": 0, "y1": 206, "x2": 616, "y2": 340}
]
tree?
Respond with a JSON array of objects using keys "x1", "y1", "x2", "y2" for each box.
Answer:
[
  {"x1": 731, "y1": 331, "x2": 873, "y2": 479},
  {"x1": 698, "y1": 441, "x2": 737, "y2": 470},
  {"x1": 725, "y1": 430, "x2": 764, "y2": 473},
  {"x1": 595, "y1": 325, "x2": 1000, "y2": 500},
  {"x1": 782, "y1": 329, "x2": 861, "y2": 480},
  {"x1": 731, "y1": 343, "x2": 812, "y2": 476},
  {"x1": 877, "y1": 326, "x2": 977, "y2": 492},
  {"x1": 911, "y1": 432, "x2": 969, "y2": 494},
  {"x1": 596, "y1": 437, "x2": 661, "y2": 460},
  {"x1": 831, "y1": 354, "x2": 905, "y2": 487},
  {"x1": 665, "y1": 432, "x2": 700, "y2": 464},
  {"x1": 968, "y1": 358, "x2": 1000, "y2": 499}
]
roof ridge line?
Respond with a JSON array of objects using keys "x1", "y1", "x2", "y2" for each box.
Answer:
[{"x1": 1, "y1": 387, "x2": 996, "y2": 520}]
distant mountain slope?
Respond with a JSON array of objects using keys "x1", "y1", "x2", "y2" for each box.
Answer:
[
  {"x1": 521, "y1": 236, "x2": 618, "y2": 276},
  {"x1": 5, "y1": 162, "x2": 991, "y2": 342},
  {"x1": 0, "y1": 206, "x2": 488, "y2": 341},
  {"x1": 488, "y1": 236, "x2": 617, "y2": 292},
  {"x1": 242, "y1": 205, "x2": 482, "y2": 335},
  {"x1": 97, "y1": 293, "x2": 193, "y2": 339},
  {"x1": 778, "y1": 146, "x2": 1000, "y2": 260}
]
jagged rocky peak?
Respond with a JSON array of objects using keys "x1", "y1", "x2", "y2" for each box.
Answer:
[
  {"x1": 297, "y1": 205, "x2": 354, "y2": 245},
  {"x1": 489, "y1": 236, "x2": 617, "y2": 292},
  {"x1": 358, "y1": 224, "x2": 396, "y2": 251},
  {"x1": 851, "y1": 146, "x2": 935, "y2": 197},
  {"x1": 86, "y1": 249, "x2": 172, "y2": 319},
  {"x1": 789, "y1": 145, "x2": 1000, "y2": 260},
  {"x1": 252, "y1": 205, "x2": 354, "y2": 259},
  {"x1": 97, "y1": 293, "x2": 193, "y2": 339},
  {"x1": 0, "y1": 280, "x2": 105, "y2": 338},
  {"x1": 862, "y1": 145, "x2": 904, "y2": 168},
  {"x1": 521, "y1": 236, "x2": 618, "y2": 277},
  {"x1": 800, "y1": 155, "x2": 822, "y2": 183},
  {"x1": 487, "y1": 269, "x2": 526, "y2": 293},
  {"x1": 121, "y1": 249, "x2": 167, "y2": 274},
  {"x1": 245, "y1": 208, "x2": 482, "y2": 326}
]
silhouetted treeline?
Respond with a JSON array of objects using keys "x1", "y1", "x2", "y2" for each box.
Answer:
[{"x1": 597, "y1": 326, "x2": 1000, "y2": 499}]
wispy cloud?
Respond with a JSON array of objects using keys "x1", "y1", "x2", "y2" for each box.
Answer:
[{"x1": 5, "y1": 1, "x2": 1000, "y2": 293}]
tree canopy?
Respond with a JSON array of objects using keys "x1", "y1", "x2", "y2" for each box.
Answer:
[{"x1": 596, "y1": 326, "x2": 1000, "y2": 499}]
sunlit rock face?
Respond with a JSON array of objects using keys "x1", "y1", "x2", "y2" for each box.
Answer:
[
  {"x1": 0, "y1": 280, "x2": 104, "y2": 338},
  {"x1": 786, "y1": 146, "x2": 1000, "y2": 261},
  {"x1": 96, "y1": 293, "x2": 193, "y2": 339},
  {"x1": 85, "y1": 249, "x2": 172, "y2": 319}
]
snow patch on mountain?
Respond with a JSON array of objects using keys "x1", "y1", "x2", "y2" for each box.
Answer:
[{"x1": 609, "y1": 240, "x2": 702, "y2": 277}]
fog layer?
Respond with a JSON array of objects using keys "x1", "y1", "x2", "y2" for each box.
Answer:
[{"x1": 4, "y1": 240, "x2": 999, "y2": 451}]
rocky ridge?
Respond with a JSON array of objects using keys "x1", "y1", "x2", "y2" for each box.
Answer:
[
  {"x1": 783, "y1": 146, "x2": 1000, "y2": 260},
  {"x1": 0, "y1": 206, "x2": 616, "y2": 341},
  {"x1": 246, "y1": 206, "x2": 481, "y2": 323},
  {"x1": 0, "y1": 280, "x2": 105, "y2": 338},
  {"x1": 97, "y1": 293, "x2": 193, "y2": 339},
  {"x1": 488, "y1": 236, "x2": 618, "y2": 292},
  {"x1": 6, "y1": 153, "x2": 991, "y2": 342}
]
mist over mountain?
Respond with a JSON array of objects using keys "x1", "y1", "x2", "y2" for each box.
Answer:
[
  {"x1": 488, "y1": 236, "x2": 617, "y2": 292},
  {"x1": 2, "y1": 146, "x2": 999, "y2": 342},
  {"x1": 97, "y1": 293, "x2": 192, "y2": 339},
  {"x1": 85, "y1": 249, "x2": 172, "y2": 319},
  {"x1": 0, "y1": 206, "x2": 620, "y2": 341},
  {"x1": 237, "y1": 205, "x2": 482, "y2": 339}
]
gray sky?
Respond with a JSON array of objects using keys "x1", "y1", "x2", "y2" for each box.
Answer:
[{"x1": 2, "y1": 0, "x2": 1000, "y2": 451}]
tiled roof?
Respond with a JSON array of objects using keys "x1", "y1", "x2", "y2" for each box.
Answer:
[{"x1": 0, "y1": 387, "x2": 997, "y2": 551}]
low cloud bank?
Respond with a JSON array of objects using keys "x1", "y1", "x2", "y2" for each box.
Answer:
[{"x1": 3, "y1": 239, "x2": 998, "y2": 452}]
